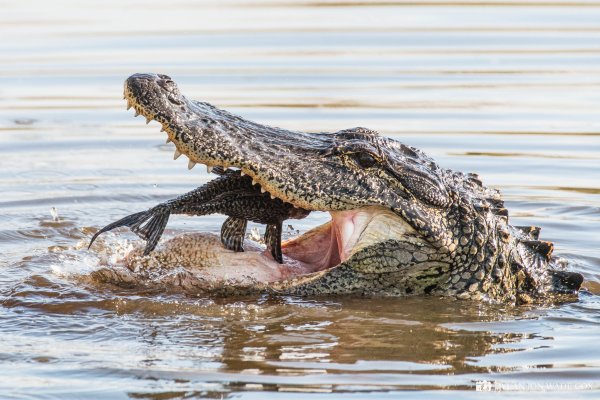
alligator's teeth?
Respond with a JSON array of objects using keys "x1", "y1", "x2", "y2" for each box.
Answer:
[
  {"x1": 207, "y1": 166, "x2": 213, "y2": 173},
  {"x1": 134, "y1": 111, "x2": 140, "y2": 117},
  {"x1": 173, "y1": 149, "x2": 182, "y2": 160},
  {"x1": 252, "y1": 179, "x2": 258, "y2": 186},
  {"x1": 127, "y1": 103, "x2": 132, "y2": 110},
  {"x1": 165, "y1": 137, "x2": 172, "y2": 144},
  {"x1": 260, "y1": 187, "x2": 266, "y2": 193},
  {"x1": 160, "y1": 126, "x2": 166, "y2": 132},
  {"x1": 270, "y1": 194, "x2": 276, "y2": 200},
  {"x1": 188, "y1": 160, "x2": 196, "y2": 170},
  {"x1": 145, "y1": 117, "x2": 151, "y2": 124},
  {"x1": 240, "y1": 171, "x2": 246, "y2": 176}
]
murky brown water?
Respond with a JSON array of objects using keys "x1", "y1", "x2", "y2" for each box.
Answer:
[{"x1": 1, "y1": 0, "x2": 600, "y2": 398}]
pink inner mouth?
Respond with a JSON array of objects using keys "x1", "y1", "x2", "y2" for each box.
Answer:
[{"x1": 282, "y1": 209, "x2": 371, "y2": 271}]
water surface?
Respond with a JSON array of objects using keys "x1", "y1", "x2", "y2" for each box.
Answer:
[{"x1": 1, "y1": 0, "x2": 600, "y2": 398}]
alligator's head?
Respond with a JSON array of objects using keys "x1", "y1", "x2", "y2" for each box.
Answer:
[{"x1": 109, "y1": 73, "x2": 583, "y2": 303}]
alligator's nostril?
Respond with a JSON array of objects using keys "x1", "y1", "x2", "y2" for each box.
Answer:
[{"x1": 158, "y1": 74, "x2": 172, "y2": 80}]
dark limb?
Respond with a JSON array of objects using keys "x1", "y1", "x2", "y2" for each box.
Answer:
[
  {"x1": 220, "y1": 216, "x2": 248, "y2": 252},
  {"x1": 265, "y1": 221, "x2": 283, "y2": 263},
  {"x1": 88, "y1": 170, "x2": 252, "y2": 254},
  {"x1": 89, "y1": 169, "x2": 310, "y2": 262}
]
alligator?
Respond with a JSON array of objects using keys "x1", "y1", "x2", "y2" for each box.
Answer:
[{"x1": 89, "y1": 73, "x2": 583, "y2": 303}]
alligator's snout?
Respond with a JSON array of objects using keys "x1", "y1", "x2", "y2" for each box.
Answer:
[{"x1": 124, "y1": 73, "x2": 183, "y2": 123}]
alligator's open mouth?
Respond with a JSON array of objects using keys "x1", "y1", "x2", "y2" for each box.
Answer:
[
  {"x1": 123, "y1": 207, "x2": 415, "y2": 286},
  {"x1": 120, "y1": 73, "x2": 417, "y2": 285}
]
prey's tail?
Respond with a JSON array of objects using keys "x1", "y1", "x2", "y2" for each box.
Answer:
[{"x1": 88, "y1": 206, "x2": 171, "y2": 255}]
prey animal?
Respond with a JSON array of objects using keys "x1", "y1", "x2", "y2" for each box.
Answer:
[{"x1": 89, "y1": 167, "x2": 309, "y2": 263}]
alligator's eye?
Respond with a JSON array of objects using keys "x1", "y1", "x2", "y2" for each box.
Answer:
[
  {"x1": 158, "y1": 79, "x2": 175, "y2": 90},
  {"x1": 354, "y1": 152, "x2": 378, "y2": 168},
  {"x1": 167, "y1": 95, "x2": 184, "y2": 106}
]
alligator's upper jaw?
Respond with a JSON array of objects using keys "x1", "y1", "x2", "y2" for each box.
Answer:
[{"x1": 124, "y1": 73, "x2": 392, "y2": 211}]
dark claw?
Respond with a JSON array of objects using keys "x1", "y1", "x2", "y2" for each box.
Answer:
[{"x1": 88, "y1": 207, "x2": 170, "y2": 255}]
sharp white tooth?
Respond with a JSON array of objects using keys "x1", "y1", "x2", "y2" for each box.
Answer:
[
  {"x1": 173, "y1": 149, "x2": 181, "y2": 160},
  {"x1": 270, "y1": 194, "x2": 276, "y2": 200},
  {"x1": 145, "y1": 117, "x2": 151, "y2": 124},
  {"x1": 134, "y1": 111, "x2": 140, "y2": 117},
  {"x1": 252, "y1": 179, "x2": 257, "y2": 186},
  {"x1": 207, "y1": 166, "x2": 213, "y2": 173},
  {"x1": 260, "y1": 187, "x2": 266, "y2": 193},
  {"x1": 188, "y1": 160, "x2": 196, "y2": 170},
  {"x1": 127, "y1": 103, "x2": 132, "y2": 110},
  {"x1": 240, "y1": 171, "x2": 246, "y2": 176},
  {"x1": 165, "y1": 137, "x2": 172, "y2": 144}
]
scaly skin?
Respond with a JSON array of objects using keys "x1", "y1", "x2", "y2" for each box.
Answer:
[{"x1": 90, "y1": 73, "x2": 583, "y2": 303}]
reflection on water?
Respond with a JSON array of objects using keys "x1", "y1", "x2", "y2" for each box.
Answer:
[{"x1": 1, "y1": 0, "x2": 600, "y2": 398}]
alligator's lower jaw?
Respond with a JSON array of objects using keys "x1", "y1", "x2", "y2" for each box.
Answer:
[{"x1": 123, "y1": 207, "x2": 415, "y2": 287}]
